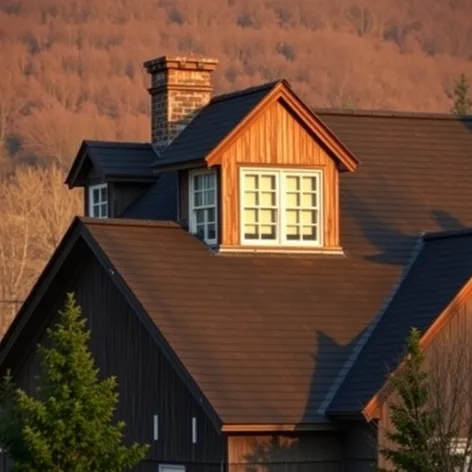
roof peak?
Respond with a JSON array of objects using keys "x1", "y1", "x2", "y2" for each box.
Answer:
[
  {"x1": 315, "y1": 108, "x2": 472, "y2": 121},
  {"x1": 423, "y1": 227, "x2": 472, "y2": 241},
  {"x1": 210, "y1": 80, "x2": 285, "y2": 105}
]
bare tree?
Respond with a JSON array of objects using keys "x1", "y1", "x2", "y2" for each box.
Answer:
[
  {"x1": 0, "y1": 165, "x2": 81, "y2": 333},
  {"x1": 380, "y1": 322, "x2": 472, "y2": 472}
]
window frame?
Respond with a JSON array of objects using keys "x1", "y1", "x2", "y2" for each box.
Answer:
[
  {"x1": 188, "y1": 168, "x2": 218, "y2": 246},
  {"x1": 239, "y1": 167, "x2": 323, "y2": 247},
  {"x1": 88, "y1": 183, "x2": 108, "y2": 219},
  {"x1": 159, "y1": 465, "x2": 186, "y2": 472}
]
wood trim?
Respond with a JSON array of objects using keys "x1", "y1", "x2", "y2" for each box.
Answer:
[
  {"x1": 222, "y1": 422, "x2": 340, "y2": 432},
  {"x1": 218, "y1": 245, "x2": 344, "y2": 255},
  {"x1": 206, "y1": 82, "x2": 359, "y2": 173},
  {"x1": 278, "y1": 89, "x2": 359, "y2": 172},
  {"x1": 362, "y1": 277, "x2": 472, "y2": 421}
]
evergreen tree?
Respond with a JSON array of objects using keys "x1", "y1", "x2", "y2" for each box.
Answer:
[
  {"x1": 451, "y1": 73, "x2": 472, "y2": 115},
  {"x1": 0, "y1": 293, "x2": 149, "y2": 472},
  {"x1": 379, "y1": 328, "x2": 458, "y2": 472}
]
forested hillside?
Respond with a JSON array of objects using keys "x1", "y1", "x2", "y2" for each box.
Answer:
[{"x1": 0, "y1": 0, "x2": 471, "y2": 329}]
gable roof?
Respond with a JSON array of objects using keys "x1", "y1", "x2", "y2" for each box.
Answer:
[
  {"x1": 5, "y1": 104, "x2": 472, "y2": 428},
  {"x1": 119, "y1": 110, "x2": 472, "y2": 424},
  {"x1": 328, "y1": 228, "x2": 472, "y2": 418},
  {"x1": 0, "y1": 217, "x2": 222, "y2": 430},
  {"x1": 66, "y1": 140, "x2": 158, "y2": 188},
  {"x1": 155, "y1": 80, "x2": 359, "y2": 172}
]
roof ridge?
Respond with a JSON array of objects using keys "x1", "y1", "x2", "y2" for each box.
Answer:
[
  {"x1": 315, "y1": 108, "x2": 472, "y2": 121},
  {"x1": 423, "y1": 227, "x2": 472, "y2": 241},
  {"x1": 84, "y1": 140, "x2": 153, "y2": 149},
  {"x1": 80, "y1": 217, "x2": 180, "y2": 229},
  {"x1": 322, "y1": 233, "x2": 425, "y2": 415},
  {"x1": 210, "y1": 80, "x2": 282, "y2": 104}
]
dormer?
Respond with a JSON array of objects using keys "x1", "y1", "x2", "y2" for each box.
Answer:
[
  {"x1": 65, "y1": 141, "x2": 157, "y2": 218},
  {"x1": 152, "y1": 76, "x2": 359, "y2": 254}
]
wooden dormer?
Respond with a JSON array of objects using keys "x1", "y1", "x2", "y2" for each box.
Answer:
[{"x1": 153, "y1": 80, "x2": 359, "y2": 253}]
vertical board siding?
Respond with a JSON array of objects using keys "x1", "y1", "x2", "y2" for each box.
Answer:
[
  {"x1": 219, "y1": 100, "x2": 340, "y2": 248},
  {"x1": 13, "y1": 251, "x2": 224, "y2": 472},
  {"x1": 227, "y1": 433, "x2": 343, "y2": 472},
  {"x1": 110, "y1": 182, "x2": 149, "y2": 217},
  {"x1": 343, "y1": 421, "x2": 377, "y2": 472}
]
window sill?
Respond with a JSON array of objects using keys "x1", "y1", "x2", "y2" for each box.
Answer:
[{"x1": 217, "y1": 245, "x2": 345, "y2": 256}]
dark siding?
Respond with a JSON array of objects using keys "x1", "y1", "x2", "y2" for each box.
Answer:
[
  {"x1": 178, "y1": 170, "x2": 189, "y2": 229},
  {"x1": 13, "y1": 250, "x2": 225, "y2": 472},
  {"x1": 343, "y1": 421, "x2": 377, "y2": 472},
  {"x1": 110, "y1": 182, "x2": 150, "y2": 217}
]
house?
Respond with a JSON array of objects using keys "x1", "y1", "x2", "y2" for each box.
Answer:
[{"x1": 1, "y1": 54, "x2": 472, "y2": 472}]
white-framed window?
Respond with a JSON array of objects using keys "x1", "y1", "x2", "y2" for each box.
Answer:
[
  {"x1": 240, "y1": 168, "x2": 322, "y2": 246},
  {"x1": 88, "y1": 183, "x2": 108, "y2": 219},
  {"x1": 159, "y1": 466, "x2": 185, "y2": 472},
  {"x1": 188, "y1": 169, "x2": 217, "y2": 245},
  {"x1": 450, "y1": 438, "x2": 471, "y2": 472}
]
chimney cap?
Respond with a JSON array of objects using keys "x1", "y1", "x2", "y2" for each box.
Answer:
[{"x1": 144, "y1": 55, "x2": 218, "y2": 73}]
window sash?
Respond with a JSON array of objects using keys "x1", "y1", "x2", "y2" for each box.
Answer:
[
  {"x1": 240, "y1": 169, "x2": 322, "y2": 246},
  {"x1": 189, "y1": 170, "x2": 217, "y2": 245},
  {"x1": 89, "y1": 184, "x2": 108, "y2": 219}
]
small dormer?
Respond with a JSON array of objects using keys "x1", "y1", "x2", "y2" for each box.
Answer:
[
  {"x1": 150, "y1": 71, "x2": 359, "y2": 254},
  {"x1": 65, "y1": 141, "x2": 157, "y2": 218}
]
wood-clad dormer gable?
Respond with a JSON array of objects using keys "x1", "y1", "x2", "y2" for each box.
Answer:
[{"x1": 154, "y1": 80, "x2": 359, "y2": 253}]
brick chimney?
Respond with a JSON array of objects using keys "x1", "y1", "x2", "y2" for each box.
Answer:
[{"x1": 144, "y1": 55, "x2": 218, "y2": 152}]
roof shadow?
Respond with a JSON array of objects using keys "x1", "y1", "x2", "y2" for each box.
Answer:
[
  {"x1": 344, "y1": 190, "x2": 468, "y2": 266},
  {"x1": 239, "y1": 329, "x2": 368, "y2": 470},
  {"x1": 343, "y1": 190, "x2": 415, "y2": 266}
]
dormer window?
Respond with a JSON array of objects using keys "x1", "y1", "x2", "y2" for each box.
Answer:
[
  {"x1": 89, "y1": 183, "x2": 108, "y2": 218},
  {"x1": 240, "y1": 168, "x2": 322, "y2": 246},
  {"x1": 189, "y1": 169, "x2": 217, "y2": 245}
]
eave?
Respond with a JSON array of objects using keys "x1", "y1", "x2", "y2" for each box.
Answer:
[{"x1": 222, "y1": 421, "x2": 341, "y2": 433}]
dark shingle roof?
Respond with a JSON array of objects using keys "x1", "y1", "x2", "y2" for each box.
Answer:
[
  {"x1": 66, "y1": 140, "x2": 157, "y2": 187},
  {"x1": 86, "y1": 110, "x2": 472, "y2": 423},
  {"x1": 328, "y1": 229, "x2": 472, "y2": 414},
  {"x1": 155, "y1": 81, "x2": 279, "y2": 167}
]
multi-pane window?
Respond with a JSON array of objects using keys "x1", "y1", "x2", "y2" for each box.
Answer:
[
  {"x1": 241, "y1": 168, "x2": 322, "y2": 246},
  {"x1": 189, "y1": 170, "x2": 217, "y2": 245},
  {"x1": 88, "y1": 184, "x2": 108, "y2": 218}
]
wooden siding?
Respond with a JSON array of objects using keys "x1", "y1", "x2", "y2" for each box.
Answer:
[
  {"x1": 379, "y1": 297, "x2": 472, "y2": 469},
  {"x1": 227, "y1": 433, "x2": 343, "y2": 472},
  {"x1": 218, "y1": 100, "x2": 340, "y2": 249},
  {"x1": 12, "y1": 249, "x2": 225, "y2": 472}
]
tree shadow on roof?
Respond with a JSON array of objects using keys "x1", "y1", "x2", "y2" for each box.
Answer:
[
  {"x1": 238, "y1": 329, "x2": 373, "y2": 472},
  {"x1": 344, "y1": 190, "x2": 468, "y2": 266}
]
